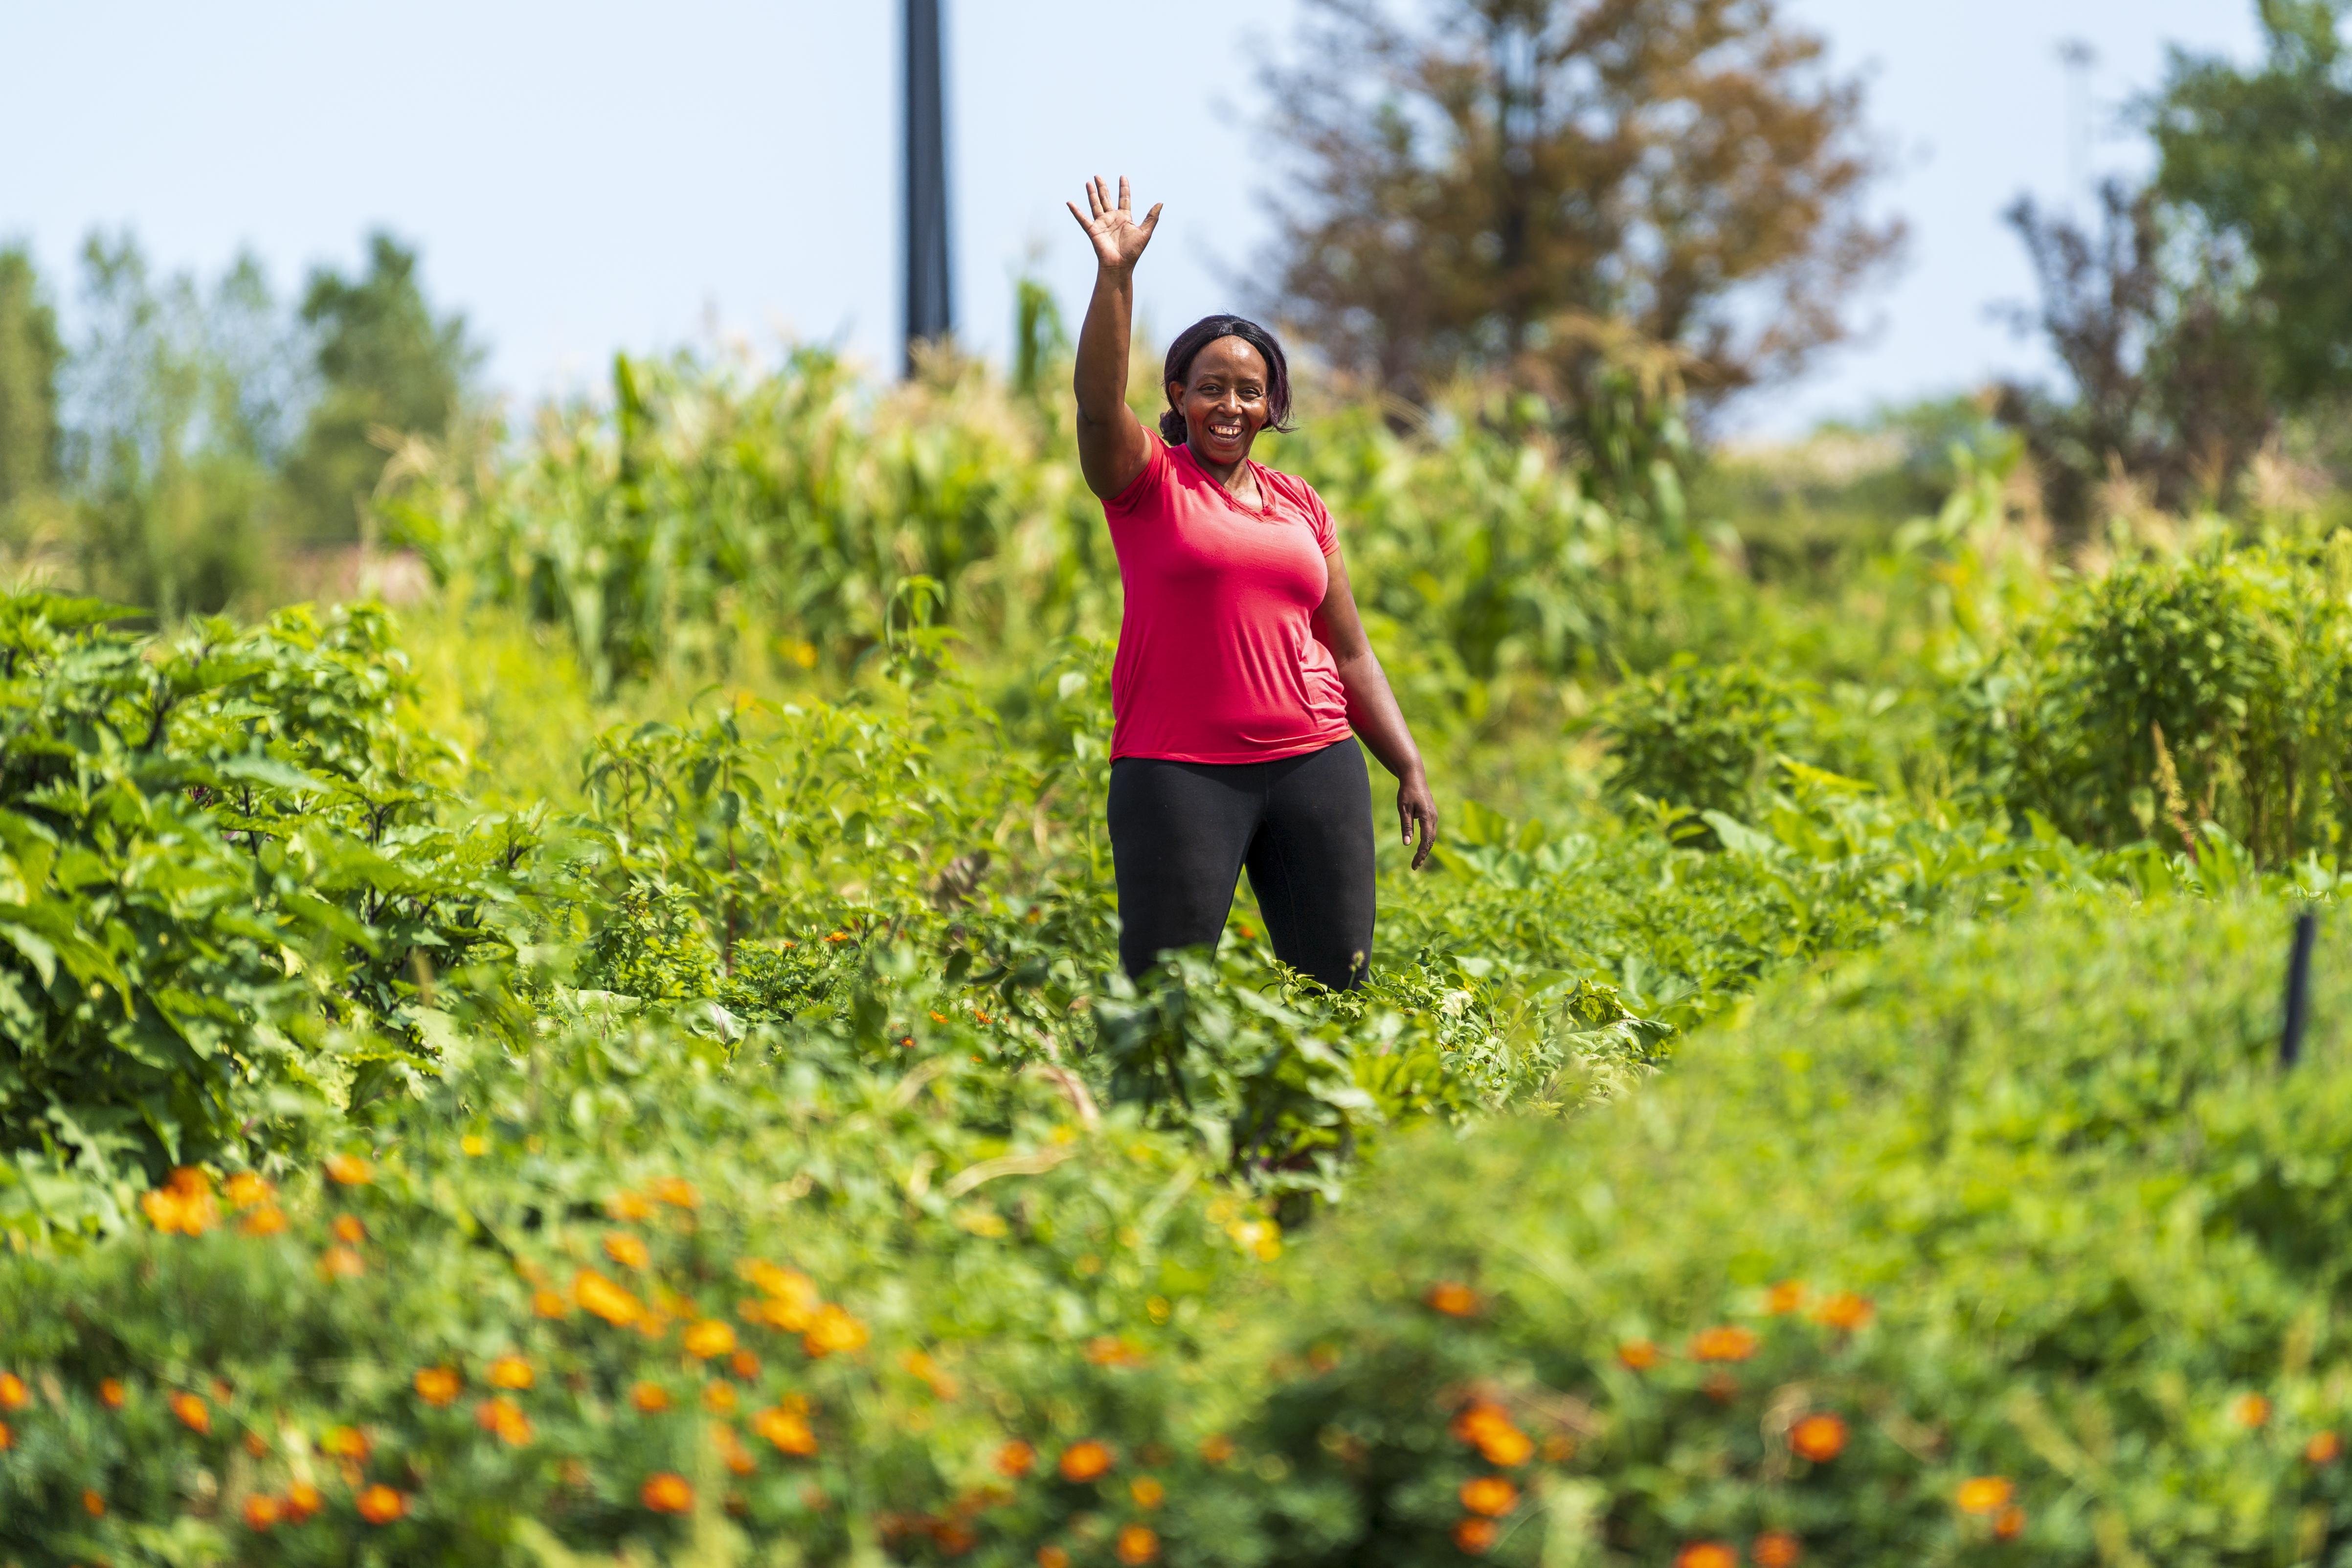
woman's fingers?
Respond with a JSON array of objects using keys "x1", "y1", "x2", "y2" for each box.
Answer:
[{"x1": 1138, "y1": 202, "x2": 1163, "y2": 241}]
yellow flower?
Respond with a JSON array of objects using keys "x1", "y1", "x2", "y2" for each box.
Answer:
[
  {"x1": 356, "y1": 1483, "x2": 405, "y2": 1523},
  {"x1": 752, "y1": 1404, "x2": 818, "y2": 1455},
  {"x1": 576, "y1": 1269, "x2": 645, "y2": 1327},
  {"x1": 324, "y1": 1153, "x2": 373, "y2": 1187},
  {"x1": 223, "y1": 1172, "x2": 274, "y2": 1209},
  {"x1": 2307, "y1": 1431, "x2": 2344, "y2": 1464},
  {"x1": 630, "y1": 1381, "x2": 672, "y2": 1413},
  {"x1": 320, "y1": 1424, "x2": 371, "y2": 1460},
  {"x1": 1616, "y1": 1339, "x2": 1663, "y2": 1371},
  {"x1": 1813, "y1": 1291, "x2": 1874, "y2": 1331},
  {"x1": 533, "y1": 1289, "x2": 570, "y2": 1320},
  {"x1": 684, "y1": 1320, "x2": 738, "y2": 1359},
  {"x1": 1059, "y1": 1439, "x2": 1114, "y2": 1481},
  {"x1": 332, "y1": 1214, "x2": 366, "y2": 1244},
  {"x1": 414, "y1": 1366, "x2": 462, "y2": 1407},
  {"x1": 607, "y1": 1189, "x2": 654, "y2": 1220},
  {"x1": 242, "y1": 1493, "x2": 283, "y2": 1530},
  {"x1": 1426, "y1": 1281, "x2": 1480, "y2": 1317},
  {"x1": 240, "y1": 1205, "x2": 288, "y2": 1237},
  {"x1": 1131, "y1": 1475, "x2": 1166, "y2": 1508},
  {"x1": 802, "y1": 1303, "x2": 869, "y2": 1357},
  {"x1": 1672, "y1": 1546, "x2": 1735, "y2": 1568},
  {"x1": 641, "y1": 1472, "x2": 694, "y2": 1513},
  {"x1": 170, "y1": 1390, "x2": 210, "y2": 1434},
  {"x1": 1690, "y1": 1325, "x2": 1760, "y2": 1363},
  {"x1": 488, "y1": 1355, "x2": 533, "y2": 1390},
  {"x1": 1115, "y1": 1523, "x2": 1159, "y2": 1565},
  {"x1": 2232, "y1": 1392, "x2": 2272, "y2": 1429},
  {"x1": 318, "y1": 1245, "x2": 366, "y2": 1280},
  {"x1": 475, "y1": 1396, "x2": 533, "y2": 1445},
  {"x1": 1956, "y1": 1476, "x2": 2014, "y2": 1515},
  {"x1": 997, "y1": 1438, "x2": 1037, "y2": 1477},
  {"x1": 1788, "y1": 1412, "x2": 1848, "y2": 1463},
  {"x1": 650, "y1": 1176, "x2": 700, "y2": 1209},
  {"x1": 1764, "y1": 1280, "x2": 1805, "y2": 1315},
  {"x1": 0, "y1": 1373, "x2": 24, "y2": 1411},
  {"x1": 604, "y1": 1232, "x2": 651, "y2": 1269},
  {"x1": 1459, "y1": 1476, "x2": 1518, "y2": 1516}
]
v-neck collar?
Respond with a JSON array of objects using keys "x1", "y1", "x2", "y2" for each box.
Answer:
[{"x1": 1173, "y1": 440, "x2": 1272, "y2": 519}]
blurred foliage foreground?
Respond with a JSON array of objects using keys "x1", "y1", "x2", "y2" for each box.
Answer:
[{"x1": 8, "y1": 351, "x2": 2352, "y2": 1563}]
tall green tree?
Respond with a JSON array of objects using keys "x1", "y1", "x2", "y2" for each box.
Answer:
[
  {"x1": 63, "y1": 233, "x2": 291, "y2": 616},
  {"x1": 282, "y1": 231, "x2": 480, "y2": 543},
  {"x1": 2151, "y1": 0, "x2": 2352, "y2": 407},
  {"x1": 0, "y1": 246, "x2": 63, "y2": 511}
]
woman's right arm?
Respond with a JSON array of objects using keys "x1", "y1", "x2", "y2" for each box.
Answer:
[{"x1": 1067, "y1": 176, "x2": 1161, "y2": 500}]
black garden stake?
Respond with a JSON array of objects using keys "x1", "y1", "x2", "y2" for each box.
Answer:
[{"x1": 2280, "y1": 909, "x2": 2317, "y2": 1069}]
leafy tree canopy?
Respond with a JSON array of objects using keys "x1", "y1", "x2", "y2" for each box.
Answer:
[
  {"x1": 282, "y1": 231, "x2": 480, "y2": 544},
  {"x1": 1256, "y1": 0, "x2": 1903, "y2": 414},
  {"x1": 0, "y1": 246, "x2": 63, "y2": 510},
  {"x1": 2151, "y1": 0, "x2": 2352, "y2": 406}
]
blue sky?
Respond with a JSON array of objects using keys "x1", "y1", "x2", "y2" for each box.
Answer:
[{"x1": 0, "y1": 1, "x2": 2263, "y2": 434}]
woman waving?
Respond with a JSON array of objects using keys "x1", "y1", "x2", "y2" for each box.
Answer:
[{"x1": 1067, "y1": 175, "x2": 1437, "y2": 991}]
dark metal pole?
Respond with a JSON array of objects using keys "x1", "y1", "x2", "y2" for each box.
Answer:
[
  {"x1": 904, "y1": 0, "x2": 952, "y2": 375},
  {"x1": 2281, "y1": 909, "x2": 2317, "y2": 1068}
]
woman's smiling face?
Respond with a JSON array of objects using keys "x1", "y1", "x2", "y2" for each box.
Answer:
[{"x1": 1170, "y1": 336, "x2": 1271, "y2": 465}]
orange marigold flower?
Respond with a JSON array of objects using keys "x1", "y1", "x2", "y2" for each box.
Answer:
[
  {"x1": 997, "y1": 1438, "x2": 1037, "y2": 1477},
  {"x1": 243, "y1": 1493, "x2": 283, "y2": 1529},
  {"x1": 1813, "y1": 1292, "x2": 1873, "y2": 1331},
  {"x1": 142, "y1": 1183, "x2": 219, "y2": 1235},
  {"x1": 1059, "y1": 1439, "x2": 1114, "y2": 1481},
  {"x1": 2232, "y1": 1392, "x2": 2272, "y2": 1429},
  {"x1": 82, "y1": 1488, "x2": 105, "y2": 1516},
  {"x1": 1038, "y1": 1549, "x2": 1072, "y2": 1568},
  {"x1": 356, "y1": 1483, "x2": 406, "y2": 1524},
  {"x1": 476, "y1": 1396, "x2": 533, "y2": 1445},
  {"x1": 0, "y1": 1372, "x2": 24, "y2": 1410},
  {"x1": 240, "y1": 1204, "x2": 288, "y2": 1237},
  {"x1": 414, "y1": 1366, "x2": 462, "y2": 1407},
  {"x1": 286, "y1": 1480, "x2": 323, "y2": 1520},
  {"x1": 1751, "y1": 1532, "x2": 1802, "y2": 1568},
  {"x1": 1084, "y1": 1335, "x2": 1147, "y2": 1368},
  {"x1": 1426, "y1": 1281, "x2": 1480, "y2": 1317},
  {"x1": 731, "y1": 1349, "x2": 762, "y2": 1379},
  {"x1": 1617, "y1": 1340, "x2": 1663, "y2": 1371},
  {"x1": 0, "y1": 1421, "x2": 10, "y2": 1450},
  {"x1": 324, "y1": 1153, "x2": 373, "y2": 1186},
  {"x1": 642, "y1": 1472, "x2": 694, "y2": 1513},
  {"x1": 1459, "y1": 1476, "x2": 1518, "y2": 1517},
  {"x1": 803, "y1": 1303, "x2": 870, "y2": 1357},
  {"x1": 715, "y1": 1421, "x2": 757, "y2": 1475},
  {"x1": 1451, "y1": 1401, "x2": 1532, "y2": 1466},
  {"x1": 1453, "y1": 1518, "x2": 1500, "y2": 1555},
  {"x1": 576, "y1": 1268, "x2": 645, "y2": 1327},
  {"x1": 630, "y1": 1381, "x2": 672, "y2": 1413},
  {"x1": 650, "y1": 1176, "x2": 700, "y2": 1209},
  {"x1": 1764, "y1": 1280, "x2": 1805, "y2": 1315},
  {"x1": 1956, "y1": 1477, "x2": 2014, "y2": 1516},
  {"x1": 1691, "y1": 1326, "x2": 1760, "y2": 1363},
  {"x1": 533, "y1": 1288, "x2": 570, "y2": 1319},
  {"x1": 2307, "y1": 1431, "x2": 2345, "y2": 1464},
  {"x1": 1131, "y1": 1475, "x2": 1166, "y2": 1508},
  {"x1": 332, "y1": 1214, "x2": 366, "y2": 1244},
  {"x1": 1115, "y1": 1523, "x2": 1159, "y2": 1565},
  {"x1": 488, "y1": 1355, "x2": 534, "y2": 1390},
  {"x1": 753, "y1": 1404, "x2": 819, "y2": 1456},
  {"x1": 245, "y1": 1431, "x2": 269, "y2": 1457},
  {"x1": 319, "y1": 1245, "x2": 366, "y2": 1279},
  {"x1": 224, "y1": 1172, "x2": 274, "y2": 1209},
  {"x1": 608, "y1": 1190, "x2": 654, "y2": 1221},
  {"x1": 704, "y1": 1381, "x2": 739, "y2": 1414},
  {"x1": 1788, "y1": 1412, "x2": 1848, "y2": 1463},
  {"x1": 1994, "y1": 1506, "x2": 2026, "y2": 1541},
  {"x1": 604, "y1": 1232, "x2": 652, "y2": 1269},
  {"x1": 170, "y1": 1390, "x2": 210, "y2": 1434},
  {"x1": 1671, "y1": 1545, "x2": 1736, "y2": 1568},
  {"x1": 739, "y1": 1260, "x2": 821, "y2": 1327},
  {"x1": 684, "y1": 1320, "x2": 738, "y2": 1359},
  {"x1": 1200, "y1": 1433, "x2": 1235, "y2": 1464},
  {"x1": 825, "y1": 931, "x2": 850, "y2": 943},
  {"x1": 321, "y1": 1424, "x2": 371, "y2": 1460},
  {"x1": 99, "y1": 1377, "x2": 126, "y2": 1409}
]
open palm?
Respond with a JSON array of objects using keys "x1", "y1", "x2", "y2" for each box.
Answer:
[{"x1": 1067, "y1": 176, "x2": 1162, "y2": 271}]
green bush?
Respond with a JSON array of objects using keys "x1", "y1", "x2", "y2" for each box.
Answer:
[
  {"x1": 1587, "y1": 658, "x2": 1812, "y2": 821},
  {"x1": 0, "y1": 596, "x2": 531, "y2": 1225},
  {"x1": 1947, "y1": 541, "x2": 2352, "y2": 863}
]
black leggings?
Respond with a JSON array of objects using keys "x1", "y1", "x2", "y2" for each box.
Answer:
[{"x1": 1106, "y1": 739, "x2": 1376, "y2": 990}]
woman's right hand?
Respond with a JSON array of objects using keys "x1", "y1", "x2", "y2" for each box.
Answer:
[{"x1": 1067, "y1": 176, "x2": 1162, "y2": 273}]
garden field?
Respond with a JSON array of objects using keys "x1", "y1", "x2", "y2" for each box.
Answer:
[{"x1": 5, "y1": 350, "x2": 2352, "y2": 1566}]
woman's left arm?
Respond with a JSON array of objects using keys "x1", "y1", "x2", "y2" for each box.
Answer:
[{"x1": 1313, "y1": 544, "x2": 1438, "y2": 869}]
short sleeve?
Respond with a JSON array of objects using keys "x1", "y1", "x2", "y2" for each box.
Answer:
[
  {"x1": 1102, "y1": 436, "x2": 1172, "y2": 515},
  {"x1": 1298, "y1": 479, "x2": 1338, "y2": 555}
]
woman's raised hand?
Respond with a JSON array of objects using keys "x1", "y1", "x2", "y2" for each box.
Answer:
[{"x1": 1067, "y1": 176, "x2": 1162, "y2": 273}]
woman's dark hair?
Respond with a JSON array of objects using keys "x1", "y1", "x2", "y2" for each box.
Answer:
[{"x1": 1158, "y1": 315, "x2": 1295, "y2": 444}]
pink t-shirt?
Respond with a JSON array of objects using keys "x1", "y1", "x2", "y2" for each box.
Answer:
[{"x1": 1102, "y1": 438, "x2": 1354, "y2": 763}]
